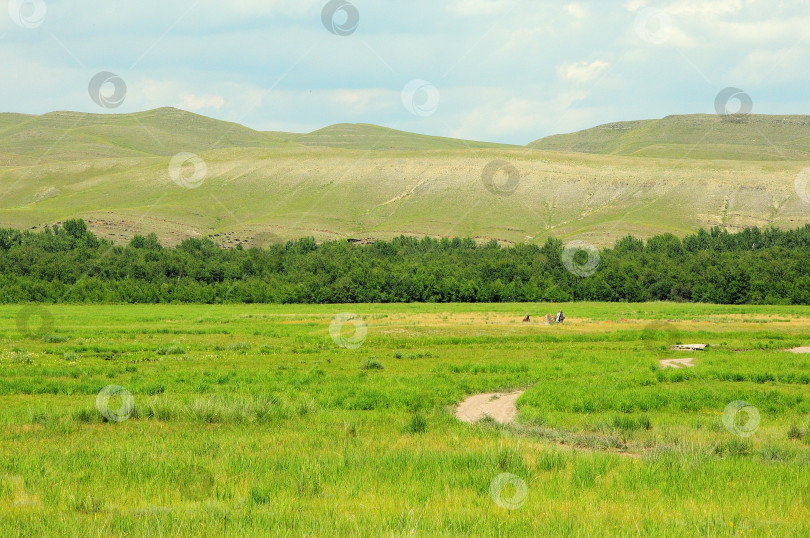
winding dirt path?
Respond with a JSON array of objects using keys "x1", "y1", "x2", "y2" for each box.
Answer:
[{"x1": 455, "y1": 391, "x2": 524, "y2": 424}]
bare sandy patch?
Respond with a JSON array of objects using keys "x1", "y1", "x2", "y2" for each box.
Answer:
[
  {"x1": 786, "y1": 347, "x2": 810, "y2": 354},
  {"x1": 660, "y1": 358, "x2": 695, "y2": 369},
  {"x1": 455, "y1": 391, "x2": 523, "y2": 424}
]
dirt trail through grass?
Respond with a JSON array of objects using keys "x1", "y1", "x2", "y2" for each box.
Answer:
[{"x1": 455, "y1": 391, "x2": 523, "y2": 424}]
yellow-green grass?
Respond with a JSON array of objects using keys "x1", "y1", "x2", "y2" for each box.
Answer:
[
  {"x1": 289, "y1": 123, "x2": 519, "y2": 151},
  {"x1": 529, "y1": 114, "x2": 810, "y2": 160},
  {"x1": 0, "y1": 108, "x2": 511, "y2": 164},
  {"x1": 2, "y1": 109, "x2": 810, "y2": 248},
  {"x1": 2, "y1": 145, "x2": 809, "y2": 248},
  {"x1": 0, "y1": 302, "x2": 809, "y2": 536}
]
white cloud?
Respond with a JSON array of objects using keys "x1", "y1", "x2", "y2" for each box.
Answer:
[
  {"x1": 565, "y1": 3, "x2": 588, "y2": 19},
  {"x1": 626, "y1": 0, "x2": 648, "y2": 11},
  {"x1": 666, "y1": 0, "x2": 752, "y2": 16},
  {"x1": 449, "y1": 0, "x2": 514, "y2": 16},
  {"x1": 180, "y1": 94, "x2": 226, "y2": 111},
  {"x1": 451, "y1": 90, "x2": 592, "y2": 142},
  {"x1": 728, "y1": 47, "x2": 810, "y2": 84},
  {"x1": 559, "y1": 60, "x2": 610, "y2": 83},
  {"x1": 327, "y1": 89, "x2": 393, "y2": 109}
]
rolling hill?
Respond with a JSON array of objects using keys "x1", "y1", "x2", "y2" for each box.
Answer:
[
  {"x1": 284, "y1": 123, "x2": 518, "y2": 151},
  {"x1": 528, "y1": 114, "x2": 810, "y2": 160},
  {"x1": 0, "y1": 108, "x2": 511, "y2": 164},
  {"x1": 1, "y1": 108, "x2": 809, "y2": 248}
]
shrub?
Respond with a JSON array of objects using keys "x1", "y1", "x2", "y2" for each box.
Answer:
[
  {"x1": 714, "y1": 439, "x2": 752, "y2": 457},
  {"x1": 608, "y1": 414, "x2": 652, "y2": 432},
  {"x1": 405, "y1": 412, "x2": 427, "y2": 434},
  {"x1": 361, "y1": 359, "x2": 385, "y2": 370},
  {"x1": 250, "y1": 487, "x2": 272, "y2": 505},
  {"x1": 788, "y1": 424, "x2": 804, "y2": 440},
  {"x1": 41, "y1": 334, "x2": 68, "y2": 343},
  {"x1": 156, "y1": 344, "x2": 186, "y2": 355}
]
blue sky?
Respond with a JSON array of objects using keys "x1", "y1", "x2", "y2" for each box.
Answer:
[{"x1": 1, "y1": 0, "x2": 808, "y2": 144}]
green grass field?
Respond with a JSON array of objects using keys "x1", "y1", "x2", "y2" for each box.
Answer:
[{"x1": 1, "y1": 302, "x2": 809, "y2": 536}]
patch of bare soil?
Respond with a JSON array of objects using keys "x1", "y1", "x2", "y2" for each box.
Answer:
[
  {"x1": 660, "y1": 358, "x2": 695, "y2": 369},
  {"x1": 786, "y1": 347, "x2": 810, "y2": 354},
  {"x1": 455, "y1": 391, "x2": 523, "y2": 424},
  {"x1": 671, "y1": 344, "x2": 708, "y2": 351}
]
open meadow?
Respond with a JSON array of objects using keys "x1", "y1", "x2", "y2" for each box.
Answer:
[{"x1": 1, "y1": 302, "x2": 809, "y2": 536}]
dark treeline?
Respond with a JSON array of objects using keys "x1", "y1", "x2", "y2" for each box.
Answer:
[{"x1": 1, "y1": 219, "x2": 809, "y2": 304}]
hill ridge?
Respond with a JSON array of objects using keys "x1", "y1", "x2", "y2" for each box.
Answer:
[{"x1": 528, "y1": 113, "x2": 810, "y2": 160}]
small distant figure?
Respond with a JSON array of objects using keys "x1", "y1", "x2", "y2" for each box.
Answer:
[
  {"x1": 522, "y1": 315, "x2": 531, "y2": 323},
  {"x1": 555, "y1": 311, "x2": 566, "y2": 324}
]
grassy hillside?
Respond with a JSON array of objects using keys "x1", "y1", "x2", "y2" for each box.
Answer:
[
  {"x1": 1, "y1": 144, "x2": 808, "y2": 248},
  {"x1": 1, "y1": 108, "x2": 809, "y2": 247},
  {"x1": 528, "y1": 114, "x2": 810, "y2": 160},
  {"x1": 0, "y1": 108, "x2": 295, "y2": 162},
  {"x1": 287, "y1": 123, "x2": 517, "y2": 151},
  {"x1": 0, "y1": 108, "x2": 511, "y2": 163}
]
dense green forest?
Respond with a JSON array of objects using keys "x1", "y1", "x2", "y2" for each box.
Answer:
[{"x1": 1, "y1": 219, "x2": 809, "y2": 304}]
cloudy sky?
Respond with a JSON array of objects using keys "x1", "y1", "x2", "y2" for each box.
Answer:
[{"x1": 1, "y1": 0, "x2": 808, "y2": 144}]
